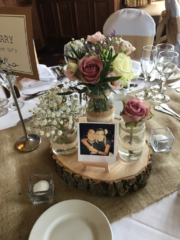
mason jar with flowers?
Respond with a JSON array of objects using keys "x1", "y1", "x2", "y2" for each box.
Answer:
[
  {"x1": 61, "y1": 30, "x2": 137, "y2": 122},
  {"x1": 118, "y1": 97, "x2": 153, "y2": 162},
  {"x1": 27, "y1": 86, "x2": 84, "y2": 156}
]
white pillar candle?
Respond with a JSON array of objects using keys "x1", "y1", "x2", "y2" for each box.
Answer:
[
  {"x1": 33, "y1": 180, "x2": 50, "y2": 195},
  {"x1": 155, "y1": 134, "x2": 168, "y2": 150}
]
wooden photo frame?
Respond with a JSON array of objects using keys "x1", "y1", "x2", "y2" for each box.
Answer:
[{"x1": 0, "y1": 7, "x2": 39, "y2": 80}]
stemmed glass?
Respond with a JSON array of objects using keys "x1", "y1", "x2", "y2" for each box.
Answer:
[
  {"x1": 0, "y1": 85, "x2": 8, "y2": 116},
  {"x1": 0, "y1": 74, "x2": 24, "y2": 111},
  {"x1": 136, "y1": 45, "x2": 157, "y2": 100},
  {"x1": 150, "y1": 43, "x2": 175, "y2": 93},
  {"x1": 153, "y1": 51, "x2": 179, "y2": 103}
]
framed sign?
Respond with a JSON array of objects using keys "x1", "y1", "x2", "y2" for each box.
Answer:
[
  {"x1": 78, "y1": 122, "x2": 117, "y2": 164},
  {"x1": 0, "y1": 7, "x2": 39, "y2": 79}
]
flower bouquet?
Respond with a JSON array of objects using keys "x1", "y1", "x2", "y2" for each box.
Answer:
[
  {"x1": 27, "y1": 86, "x2": 83, "y2": 155},
  {"x1": 119, "y1": 97, "x2": 153, "y2": 161},
  {"x1": 60, "y1": 30, "x2": 137, "y2": 121}
]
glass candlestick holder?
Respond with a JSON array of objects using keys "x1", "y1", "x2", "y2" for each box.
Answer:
[
  {"x1": 27, "y1": 173, "x2": 54, "y2": 205},
  {"x1": 150, "y1": 127, "x2": 175, "y2": 153}
]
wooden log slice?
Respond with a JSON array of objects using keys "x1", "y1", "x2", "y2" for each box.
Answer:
[{"x1": 50, "y1": 142, "x2": 152, "y2": 197}]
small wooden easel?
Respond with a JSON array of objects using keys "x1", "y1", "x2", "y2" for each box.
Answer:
[{"x1": 82, "y1": 162, "x2": 110, "y2": 173}]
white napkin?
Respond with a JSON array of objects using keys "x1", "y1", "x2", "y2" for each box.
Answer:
[
  {"x1": 18, "y1": 64, "x2": 58, "y2": 93},
  {"x1": 131, "y1": 60, "x2": 141, "y2": 77},
  {"x1": 150, "y1": 68, "x2": 180, "y2": 81}
]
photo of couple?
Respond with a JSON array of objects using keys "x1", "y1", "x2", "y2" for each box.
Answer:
[{"x1": 79, "y1": 123, "x2": 115, "y2": 156}]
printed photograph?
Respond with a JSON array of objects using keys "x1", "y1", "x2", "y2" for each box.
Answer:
[{"x1": 78, "y1": 123, "x2": 117, "y2": 163}]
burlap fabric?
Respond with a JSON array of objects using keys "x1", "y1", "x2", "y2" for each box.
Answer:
[{"x1": 1, "y1": 88, "x2": 180, "y2": 239}]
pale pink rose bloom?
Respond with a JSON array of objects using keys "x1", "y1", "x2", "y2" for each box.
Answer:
[
  {"x1": 121, "y1": 41, "x2": 130, "y2": 47},
  {"x1": 107, "y1": 72, "x2": 121, "y2": 90},
  {"x1": 126, "y1": 46, "x2": 133, "y2": 56},
  {"x1": 87, "y1": 32, "x2": 104, "y2": 44},
  {"x1": 79, "y1": 56, "x2": 103, "y2": 84},
  {"x1": 121, "y1": 97, "x2": 152, "y2": 123}
]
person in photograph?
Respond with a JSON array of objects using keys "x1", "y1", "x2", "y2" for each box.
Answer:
[
  {"x1": 80, "y1": 128, "x2": 96, "y2": 155},
  {"x1": 81, "y1": 128, "x2": 111, "y2": 156}
]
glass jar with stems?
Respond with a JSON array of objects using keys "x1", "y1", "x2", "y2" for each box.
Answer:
[
  {"x1": 136, "y1": 45, "x2": 157, "y2": 100},
  {"x1": 150, "y1": 43, "x2": 175, "y2": 93},
  {"x1": 152, "y1": 51, "x2": 179, "y2": 103}
]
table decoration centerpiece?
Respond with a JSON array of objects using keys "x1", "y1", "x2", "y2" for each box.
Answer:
[
  {"x1": 27, "y1": 86, "x2": 84, "y2": 156},
  {"x1": 61, "y1": 30, "x2": 137, "y2": 122},
  {"x1": 119, "y1": 97, "x2": 153, "y2": 162}
]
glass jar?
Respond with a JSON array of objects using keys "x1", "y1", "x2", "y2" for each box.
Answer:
[
  {"x1": 51, "y1": 120, "x2": 77, "y2": 156},
  {"x1": 86, "y1": 92, "x2": 113, "y2": 113},
  {"x1": 118, "y1": 119, "x2": 146, "y2": 162}
]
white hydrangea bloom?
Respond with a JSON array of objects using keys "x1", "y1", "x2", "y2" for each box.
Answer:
[{"x1": 33, "y1": 107, "x2": 38, "y2": 113}]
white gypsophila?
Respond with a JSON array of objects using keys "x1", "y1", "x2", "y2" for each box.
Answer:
[
  {"x1": 52, "y1": 120, "x2": 57, "y2": 125},
  {"x1": 85, "y1": 53, "x2": 89, "y2": 57},
  {"x1": 51, "y1": 112, "x2": 55, "y2": 118},
  {"x1": 46, "y1": 132, "x2": 50, "y2": 137},
  {"x1": 109, "y1": 37, "x2": 111, "y2": 41},
  {"x1": 40, "y1": 130, "x2": 44, "y2": 136},
  {"x1": 51, "y1": 130, "x2": 55, "y2": 135},
  {"x1": 74, "y1": 105, "x2": 79, "y2": 111},
  {"x1": 92, "y1": 47, "x2": 95, "y2": 51},
  {"x1": 74, "y1": 94, "x2": 78, "y2": 98},
  {"x1": 116, "y1": 41, "x2": 120, "y2": 45},
  {"x1": 60, "y1": 120, "x2": 63, "y2": 124},
  {"x1": 81, "y1": 38, "x2": 84, "y2": 42},
  {"x1": 47, "y1": 109, "x2": 51, "y2": 115},
  {"x1": 34, "y1": 121, "x2": 39, "y2": 126},
  {"x1": 28, "y1": 109, "x2": 32, "y2": 113},
  {"x1": 53, "y1": 103, "x2": 57, "y2": 108},
  {"x1": 68, "y1": 124, "x2": 72, "y2": 129},
  {"x1": 74, "y1": 100, "x2": 79, "y2": 105},
  {"x1": 56, "y1": 112, "x2": 60, "y2": 117},
  {"x1": 61, "y1": 105, "x2": 66, "y2": 111},
  {"x1": 85, "y1": 103, "x2": 88, "y2": 108},
  {"x1": 69, "y1": 119, "x2": 73, "y2": 125},
  {"x1": 66, "y1": 108, "x2": 71, "y2": 114},
  {"x1": 119, "y1": 38, "x2": 123, "y2": 43},
  {"x1": 33, "y1": 107, "x2": 38, "y2": 113},
  {"x1": 58, "y1": 130, "x2": 62, "y2": 136},
  {"x1": 61, "y1": 113, "x2": 66, "y2": 118},
  {"x1": 69, "y1": 115, "x2": 72, "y2": 120},
  {"x1": 109, "y1": 46, "x2": 114, "y2": 50},
  {"x1": 26, "y1": 126, "x2": 31, "y2": 131}
]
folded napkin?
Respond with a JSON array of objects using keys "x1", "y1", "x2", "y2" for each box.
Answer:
[
  {"x1": 150, "y1": 68, "x2": 180, "y2": 82},
  {"x1": 17, "y1": 64, "x2": 58, "y2": 93},
  {"x1": 131, "y1": 60, "x2": 141, "y2": 77}
]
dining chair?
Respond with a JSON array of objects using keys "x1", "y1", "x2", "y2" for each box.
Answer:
[
  {"x1": 103, "y1": 9, "x2": 156, "y2": 60},
  {"x1": 155, "y1": 0, "x2": 180, "y2": 67}
]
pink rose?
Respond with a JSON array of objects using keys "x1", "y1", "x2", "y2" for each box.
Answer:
[
  {"x1": 121, "y1": 97, "x2": 152, "y2": 123},
  {"x1": 87, "y1": 32, "x2": 104, "y2": 44},
  {"x1": 107, "y1": 72, "x2": 122, "y2": 90},
  {"x1": 79, "y1": 56, "x2": 103, "y2": 84}
]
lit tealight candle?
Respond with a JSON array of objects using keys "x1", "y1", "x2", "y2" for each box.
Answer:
[
  {"x1": 33, "y1": 180, "x2": 50, "y2": 195},
  {"x1": 155, "y1": 134, "x2": 168, "y2": 150}
]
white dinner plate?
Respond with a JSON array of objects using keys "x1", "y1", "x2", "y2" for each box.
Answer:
[
  {"x1": 29, "y1": 200, "x2": 113, "y2": 240},
  {"x1": 113, "y1": 94, "x2": 133, "y2": 119}
]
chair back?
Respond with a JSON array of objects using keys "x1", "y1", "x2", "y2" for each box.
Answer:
[
  {"x1": 103, "y1": 9, "x2": 156, "y2": 59},
  {"x1": 155, "y1": 0, "x2": 180, "y2": 66}
]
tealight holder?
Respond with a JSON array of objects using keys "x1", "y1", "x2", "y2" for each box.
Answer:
[
  {"x1": 150, "y1": 128, "x2": 175, "y2": 153},
  {"x1": 27, "y1": 173, "x2": 54, "y2": 205}
]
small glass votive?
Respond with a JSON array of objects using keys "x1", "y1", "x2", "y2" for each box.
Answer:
[
  {"x1": 150, "y1": 128, "x2": 175, "y2": 153},
  {"x1": 27, "y1": 173, "x2": 54, "y2": 205}
]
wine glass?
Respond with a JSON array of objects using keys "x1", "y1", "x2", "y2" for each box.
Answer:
[
  {"x1": 152, "y1": 51, "x2": 179, "y2": 103},
  {"x1": 150, "y1": 43, "x2": 175, "y2": 93},
  {"x1": 0, "y1": 85, "x2": 9, "y2": 116},
  {"x1": 136, "y1": 45, "x2": 157, "y2": 100},
  {"x1": 0, "y1": 74, "x2": 24, "y2": 111}
]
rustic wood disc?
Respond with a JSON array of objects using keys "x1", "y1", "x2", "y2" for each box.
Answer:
[{"x1": 50, "y1": 142, "x2": 152, "y2": 197}]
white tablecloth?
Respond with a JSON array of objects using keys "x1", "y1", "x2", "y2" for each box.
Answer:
[{"x1": 0, "y1": 68, "x2": 179, "y2": 240}]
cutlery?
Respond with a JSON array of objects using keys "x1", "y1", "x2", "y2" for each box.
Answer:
[
  {"x1": 155, "y1": 106, "x2": 180, "y2": 120},
  {"x1": 25, "y1": 93, "x2": 46, "y2": 101},
  {"x1": 22, "y1": 79, "x2": 58, "y2": 90},
  {"x1": 130, "y1": 84, "x2": 138, "y2": 88},
  {"x1": 160, "y1": 103, "x2": 180, "y2": 118},
  {"x1": 22, "y1": 84, "x2": 63, "y2": 97}
]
